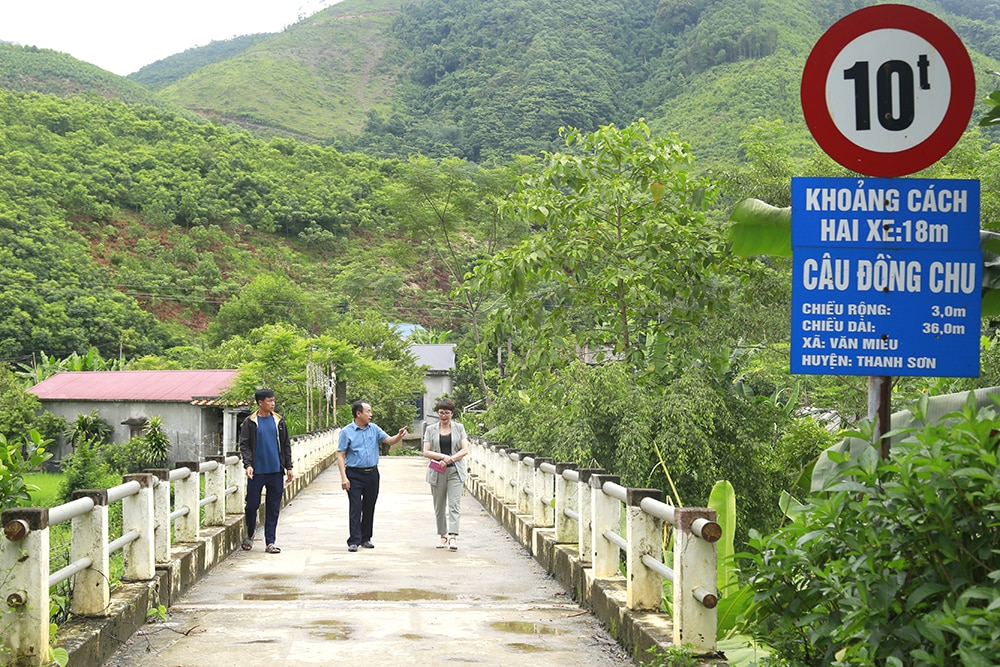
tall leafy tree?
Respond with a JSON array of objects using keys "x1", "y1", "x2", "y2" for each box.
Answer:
[
  {"x1": 470, "y1": 120, "x2": 731, "y2": 380},
  {"x1": 387, "y1": 155, "x2": 529, "y2": 400},
  {"x1": 206, "y1": 273, "x2": 319, "y2": 345}
]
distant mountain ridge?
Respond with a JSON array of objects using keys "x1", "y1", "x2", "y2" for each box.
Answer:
[
  {"x1": 137, "y1": 0, "x2": 1000, "y2": 164},
  {"x1": 2, "y1": 0, "x2": 1000, "y2": 167}
]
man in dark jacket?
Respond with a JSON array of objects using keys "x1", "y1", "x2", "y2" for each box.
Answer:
[{"x1": 239, "y1": 388, "x2": 293, "y2": 553}]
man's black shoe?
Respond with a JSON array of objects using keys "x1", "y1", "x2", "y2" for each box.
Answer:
[{"x1": 361, "y1": 541, "x2": 375, "y2": 549}]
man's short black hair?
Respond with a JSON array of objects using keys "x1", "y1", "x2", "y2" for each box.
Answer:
[
  {"x1": 351, "y1": 400, "x2": 368, "y2": 418},
  {"x1": 255, "y1": 388, "x2": 276, "y2": 404}
]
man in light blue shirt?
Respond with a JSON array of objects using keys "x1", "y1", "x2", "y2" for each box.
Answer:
[{"x1": 337, "y1": 400, "x2": 407, "y2": 551}]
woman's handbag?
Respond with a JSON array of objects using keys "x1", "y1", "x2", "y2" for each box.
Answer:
[{"x1": 428, "y1": 460, "x2": 447, "y2": 473}]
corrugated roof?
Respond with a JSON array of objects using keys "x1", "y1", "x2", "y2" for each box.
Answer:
[
  {"x1": 410, "y1": 344, "x2": 455, "y2": 372},
  {"x1": 28, "y1": 370, "x2": 240, "y2": 403}
]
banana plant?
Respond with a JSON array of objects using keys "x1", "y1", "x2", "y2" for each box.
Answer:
[{"x1": 706, "y1": 479, "x2": 774, "y2": 666}]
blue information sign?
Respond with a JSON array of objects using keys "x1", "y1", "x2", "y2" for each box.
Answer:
[{"x1": 791, "y1": 177, "x2": 981, "y2": 377}]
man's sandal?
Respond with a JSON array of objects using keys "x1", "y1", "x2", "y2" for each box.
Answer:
[
  {"x1": 265, "y1": 544, "x2": 281, "y2": 554},
  {"x1": 241, "y1": 537, "x2": 253, "y2": 551},
  {"x1": 437, "y1": 535, "x2": 448, "y2": 549},
  {"x1": 448, "y1": 535, "x2": 458, "y2": 551}
]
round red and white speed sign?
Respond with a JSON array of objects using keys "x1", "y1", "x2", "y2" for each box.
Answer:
[{"x1": 801, "y1": 4, "x2": 975, "y2": 177}]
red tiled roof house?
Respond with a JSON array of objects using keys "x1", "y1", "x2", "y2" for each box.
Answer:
[{"x1": 28, "y1": 370, "x2": 245, "y2": 465}]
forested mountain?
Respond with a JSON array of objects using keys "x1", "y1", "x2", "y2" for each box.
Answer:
[
  {"x1": 5, "y1": 0, "x2": 1000, "y2": 165},
  {"x1": 143, "y1": 0, "x2": 1000, "y2": 164}
]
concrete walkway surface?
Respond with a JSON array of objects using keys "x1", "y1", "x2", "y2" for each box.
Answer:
[{"x1": 103, "y1": 456, "x2": 636, "y2": 666}]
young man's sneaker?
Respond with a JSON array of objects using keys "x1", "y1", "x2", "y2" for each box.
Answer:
[
  {"x1": 361, "y1": 541, "x2": 375, "y2": 549},
  {"x1": 348, "y1": 544, "x2": 359, "y2": 552}
]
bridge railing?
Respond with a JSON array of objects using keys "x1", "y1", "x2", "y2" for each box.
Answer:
[
  {"x1": 1, "y1": 428, "x2": 339, "y2": 666},
  {"x1": 469, "y1": 439, "x2": 720, "y2": 653}
]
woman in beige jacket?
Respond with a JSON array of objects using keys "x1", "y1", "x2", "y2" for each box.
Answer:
[{"x1": 422, "y1": 398, "x2": 470, "y2": 551}]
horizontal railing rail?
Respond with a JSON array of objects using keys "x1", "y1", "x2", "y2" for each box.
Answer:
[
  {"x1": 467, "y1": 439, "x2": 721, "y2": 653},
  {"x1": 1, "y1": 427, "x2": 339, "y2": 666}
]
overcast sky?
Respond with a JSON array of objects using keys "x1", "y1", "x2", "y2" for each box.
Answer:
[{"x1": 1, "y1": 0, "x2": 338, "y2": 76}]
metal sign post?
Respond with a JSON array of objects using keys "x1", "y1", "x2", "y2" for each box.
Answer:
[{"x1": 797, "y1": 4, "x2": 979, "y2": 458}]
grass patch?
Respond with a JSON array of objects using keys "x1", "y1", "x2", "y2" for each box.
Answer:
[{"x1": 23, "y1": 472, "x2": 65, "y2": 507}]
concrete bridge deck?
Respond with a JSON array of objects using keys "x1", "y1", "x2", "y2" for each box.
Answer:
[{"x1": 103, "y1": 456, "x2": 635, "y2": 666}]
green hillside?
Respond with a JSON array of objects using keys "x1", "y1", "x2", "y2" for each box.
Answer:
[
  {"x1": 158, "y1": 0, "x2": 408, "y2": 140},
  {"x1": 0, "y1": 87, "x2": 519, "y2": 363},
  {"x1": 151, "y1": 0, "x2": 1000, "y2": 165},
  {"x1": 3, "y1": 0, "x2": 999, "y2": 166},
  {"x1": 128, "y1": 34, "x2": 274, "y2": 91},
  {"x1": 0, "y1": 43, "x2": 184, "y2": 113}
]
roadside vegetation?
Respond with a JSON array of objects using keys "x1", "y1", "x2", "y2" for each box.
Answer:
[{"x1": 2, "y1": 1, "x2": 1000, "y2": 659}]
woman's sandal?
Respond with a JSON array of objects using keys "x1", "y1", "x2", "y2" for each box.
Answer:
[
  {"x1": 265, "y1": 544, "x2": 281, "y2": 554},
  {"x1": 436, "y1": 535, "x2": 448, "y2": 549},
  {"x1": 241, "y1": 537, "x2": 253, "y2": 551},
  {"x1": 448, "y1": 535, "x2": 458, "y2": 551}
]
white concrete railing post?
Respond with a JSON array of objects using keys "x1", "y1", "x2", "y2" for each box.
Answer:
[
  {"x1": 626, "y1": 488, "x2": 664, "y2": 610},
  {"x1": 474, "y1": 441, "x2": 486, "y2": 480},
  {"x1": 492, "y1": 447, "x2": 505, "y2": 498},
  {"x1": 590, "y1": 474, "x2": 621, "y2": 578},
  {"x1": 532, "y1": 458, "x2": 555, "y2": 528},
  {"x1": 481, "y1": 444, "x2": 492, "y2": 490},
  {"x1": 147, "y1": 468, "x2": 173, "y2": 565},
  {"x1": 1, "y1": 509, "x2": 51, "y2": 665},
  {"x1": 294, "y1": 434, "x2": 307, "y2": 471},
  {"x1": 503, "y1": 451, "x2": 519, "y2": 506},
  {"x1": 203, "y1": 457, "x2": 226, "y2": 526},
  {"x1": 173, "y1": 463, "x2": 200, "y2": 543},
  {"x1": 121, "y1": 474, "x2": 156, "y2": 581},
  {"x1": 674, "y1": 508, "x2": 719, "y2": 652},
  {"x1": 553, "y1": 463, "x2": 579, "y2": 543},
  {"x1": 516, "y1": 453, "x2": 535, "y2": 516},
  {"x1": 575, "y1": 468, "x2": 603, "y2": 565},
  {"x1": 490, "y1": 446, "x2": 502, "y2": 496},
  {"x1": 225, "y1": 454, "x2": 245, "y2": 515},
  {"x1": 69, "y1": 489, "x2": 110, "y2": 616}
]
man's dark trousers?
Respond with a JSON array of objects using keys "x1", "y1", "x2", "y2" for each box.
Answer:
[
  {"x1": 245, "y1": 472, "x2": 284, "y2": 545},
  {"x1": 346, "y1": 466, "x2": 380, "y2": 546}
]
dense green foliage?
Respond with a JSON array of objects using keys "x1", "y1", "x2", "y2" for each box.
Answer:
[
  {"x1": 743, "y1": 395, "x2": 1000, "y2": 666},
  {"x1": 0, "y1": 88, "x2": 407, "y2": 360},
  {"x1": 0, "y1": 365, "x2": 49, "y2": 443}
]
